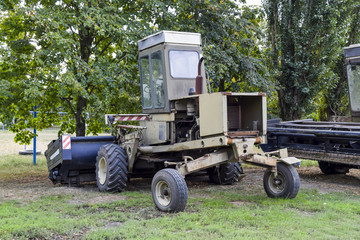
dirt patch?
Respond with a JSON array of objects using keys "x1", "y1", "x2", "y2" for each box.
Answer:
[
  {"x1": 297, "y1": 166, "x2": 360, "y2": 194},
  {"x1": 241, "y1": 166, "x2": 360, "y2": 195},
  {"x1": 68, "y1": 195, "x2": 127, "y2": 205},
  {"x1": 1, "y1": 166, "x2": 359, "y2": 204},
  {"x1": 230, "y1": 201, "x2": 251, "y2": 207}
]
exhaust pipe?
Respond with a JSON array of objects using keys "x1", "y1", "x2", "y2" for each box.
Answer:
[{"x1": 196, "y1": 57, "x2": 204, "y2": 94}]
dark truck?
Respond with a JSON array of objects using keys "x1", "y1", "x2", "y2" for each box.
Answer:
[{"x1": 263, "y1": 44, "x2": 360, "y2": 174}]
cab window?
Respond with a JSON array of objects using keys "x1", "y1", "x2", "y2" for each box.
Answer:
[
  {"x1": 140, "y1": 51, "x2": 165, "y2": 109},
  {"x1": 169, "y1": 50, "x2": 199, "y2": 79},
  {"x1": 140, "y1": 56, "x2": 151, "y2": 109},
  {"x1": 151, "y1": 51, "x2": 165, "y2": 108}
]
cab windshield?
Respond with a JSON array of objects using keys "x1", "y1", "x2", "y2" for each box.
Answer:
[{"x1": 347, "y1": 64, "x2": 360, "y2": 112}]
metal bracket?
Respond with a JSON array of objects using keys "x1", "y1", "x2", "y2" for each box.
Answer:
[{"x1": 176, "y1": 151, "x2": 229, "y2": 176}]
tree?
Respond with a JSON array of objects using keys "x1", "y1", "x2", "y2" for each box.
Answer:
[
  {"x1": 1, "y1": 0, "x2": 269, "y2": 143},
  {"x1": 151, "y1": 0, "x2": 270, "y2": 93},
  {"x1": 263, "y1": 0, "x2": 354, "y2": 120},
  {"x1": 0, "y1": 0, "x2": 152, "y2": 142}
]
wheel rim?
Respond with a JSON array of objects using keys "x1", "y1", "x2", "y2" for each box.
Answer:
[
  {"x1": 98, "y1": 157, "x2": 107, "y2": 185},
  {"x1": 268, "y1": 172, "x2": 286, "y2": 194},
  {"x1": 155, "y1": 180, "x2": 171, "y2": 207}
]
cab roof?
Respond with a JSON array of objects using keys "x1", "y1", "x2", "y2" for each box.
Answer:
[{"x1": 138, "y1": 31, "x2": 201, "y2": 51}]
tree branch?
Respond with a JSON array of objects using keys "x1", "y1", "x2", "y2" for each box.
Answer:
[
  {"x1": 62, "y1": 97, "x2": 76, "y2": 116},
  {"x1": 44, "y1": 79, "x2": 62, "y2": 84},
  {"x1": 92, "y1": 36, "x2": 108, "y2": 50},
  {"x1": 94, "y1": 40, "x2": 112, "y2": 63}
]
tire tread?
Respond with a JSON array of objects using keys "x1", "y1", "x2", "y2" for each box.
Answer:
[
  {"x1": 208, "y1": 162, "x2": 243, "y2": 185},
  {"x1": 96, "y1": 144, "x2": 128, "y2": 192}
]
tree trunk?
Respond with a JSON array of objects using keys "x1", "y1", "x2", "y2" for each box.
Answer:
[
  {"x1": 278, "y1": 88, "x2": 302, "y2": 121},
  {"x1": 219, "y1": 79, "x2": 225, "y2": 92},
  {"x1": 76, "y1": 95, "x2": 87, "y2": 136},
  {"x1": 75, "y1": 16, "x2": 93, "y2": 136}
]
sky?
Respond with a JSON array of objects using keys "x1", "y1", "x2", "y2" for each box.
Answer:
[{"x1": 245, "y1": 0, "x2": 262, "y2": 5}]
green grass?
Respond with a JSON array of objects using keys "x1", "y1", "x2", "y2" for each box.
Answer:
[
  {"x1": 0, "y1": 154, "x2": 48, "y2": 181},
  {"x1": 299, "y1": 159, "x2": 319, "y2": 167},
  {"x1": 1, "y1": 155, "x2": 360, "y2": 239}
]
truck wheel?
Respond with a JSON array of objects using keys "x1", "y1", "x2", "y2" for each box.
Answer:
[
  {"x1": 96, "y1": 144, "x2": 128, "y2": 192},
  {"x1": 318, "y1": 161, "x2": 349, "y2": 175},
  {"x1": 263, "y1": 162, "x2": 300, "y2": 199},
  {"x1": 151, "y1": 168, "x2": 188, "y2": 212},
  {"x1": 208, "y1": 162, "x2": 243, "y2": 185}
]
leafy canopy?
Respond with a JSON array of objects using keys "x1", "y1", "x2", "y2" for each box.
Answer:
[{"x1": 0, "y1": 0, "x2": 267, "y2": 143}]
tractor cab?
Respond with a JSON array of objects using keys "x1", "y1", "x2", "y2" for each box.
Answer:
[
  {"x1": 138, "y1": 31, "x2": 207, "y2": 114},
  {"x1": 344, "y1": 44, "x2": 360, "y2": 122}
]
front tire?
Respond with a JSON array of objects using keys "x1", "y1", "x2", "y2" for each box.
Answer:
[
  {"x1": 96, "y1": 144, "x2": 128, "y2": 192},
  {"x1": 151, "y1": 168, "x2": 188, "y2": 212},
  {"x1": 263, "y1": 162, "x2": 300, "y2": 199}
]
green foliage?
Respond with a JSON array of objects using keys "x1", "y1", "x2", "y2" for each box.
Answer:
[
  {"x1": 1, "y1": 0, "x2": 269, "y2": 143},
  {"x1": 0, "y1": 0, "x2": 150, "y2": 142},
  {"x1": 264, "y1": 0, "x2": 360, "y2": 120},
  {"x1": 150, "y1": 0, "x2": 270, "y2": 93}
]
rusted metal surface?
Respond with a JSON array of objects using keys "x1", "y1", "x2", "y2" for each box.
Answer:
[
  {"x1": 177, "y1": 151, "x2": 229, "y2": 175},
  {"x1": 138, "y1": 136, "x2": 228, "y2": 153},
  {"x1": 288, "y1": 149, "x2": 360, "y2": 166},
  {"x1": 230, "y1": 140, "x2": 256, "y2": 161},
  {"x1": 195, "y1": 57, "x2": 204, "y2": 94},
  {"x1": 123, "y1": 138, "x2": 139, "y2": 172},
  {"x1": 240, "y1": 154, "x2": 277, "y2": 167},
  {"x1": 227, "y1": 137, "x2": 261, "y2": 145},
  {"x1": 254, "y1": 136, "x2": 262, "y2": 144},
  {"x1": 228, "y1": 131, "x2": 259, "y2": 137}
]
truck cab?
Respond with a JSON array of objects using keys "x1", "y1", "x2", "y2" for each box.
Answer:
[{"x1": 344, "y1": 44, "x2": 360, "y2": 122}]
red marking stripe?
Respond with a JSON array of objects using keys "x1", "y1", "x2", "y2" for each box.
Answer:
[
  {"x1": 63, "y1": 141, "x2": 70, "y2": 149},
  {"x1": 62, "y1": 135, "x2": 71, "y2": 149},
  {"x1": 63, "y1": 135, "x2": 70, "y2": 142},
  {"x1": 114, "y1": 116, "x2": 149, "y2": 122}
]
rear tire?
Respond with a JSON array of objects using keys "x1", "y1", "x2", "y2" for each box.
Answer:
[
  {"x1": 208, "y1": 162, "x2": 243, "y2": 185},
  {"x1": 318, "y1": 161, "x2": 349, "y2": 175},
  {"x1": 96, "y1": 144, "x2": 128, "y2": 192},
  {"x1": 263, "y1": 162, "x2": 300, "y2": 199},
  {"x1": 151, "y1": 169, "x2": 188, "y2": 212}
]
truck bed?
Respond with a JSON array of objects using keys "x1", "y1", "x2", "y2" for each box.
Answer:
[{"x1": 262, "y1": 119, "x2": 360, "y2": 168}]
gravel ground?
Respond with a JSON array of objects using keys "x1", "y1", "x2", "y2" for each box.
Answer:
[
  {"x1": 1, "y1": 165, "x2": 359, "y2": 204},
  {"x1": 1, "y1": 130, "x2": 359, "y2": 202}
]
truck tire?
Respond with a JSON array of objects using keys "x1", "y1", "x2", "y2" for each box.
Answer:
[
  {"x1": 208, "y1": 162, "x2": 243, "y2": 185},
  {"x1": 318, "y1": 161, "x2": 350, "y2": 175},
  {"x1": 151, "y1": 168, "x2": 188, "y2": 212},
  {"x1": 96, "y1": 144, "x2": 128, "y2": 192},
  {"x1": 263, "y1": 162, "x2": 300, "y2": 199}
]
